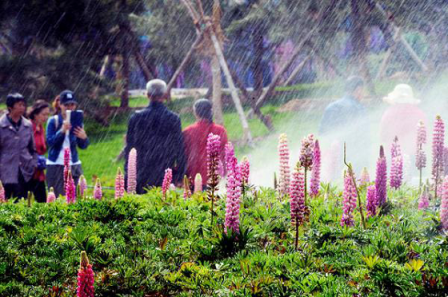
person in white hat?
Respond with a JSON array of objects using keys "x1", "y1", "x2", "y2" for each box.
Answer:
[{"x1": 379, "y1": 84, "x2": 427, "y2": 157}]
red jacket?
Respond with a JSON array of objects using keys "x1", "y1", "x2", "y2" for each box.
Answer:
[
  {"x1": 32, "y1": 122, "x2": 47, "y2": 181},
  {"x1": 183, "y1": 120, "x2": 228, "y2": 186}
]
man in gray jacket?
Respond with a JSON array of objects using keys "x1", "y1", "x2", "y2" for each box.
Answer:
[{"x1": 0, "y1": 93, "x2": 38, "y2": 199}]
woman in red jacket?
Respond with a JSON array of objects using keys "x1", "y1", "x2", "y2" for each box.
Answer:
[{"x1": 28, "y1": 100, "x2": 50, "y2": 202}]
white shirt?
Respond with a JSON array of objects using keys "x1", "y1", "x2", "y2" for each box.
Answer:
[{"x1": 46, "y1": 132, "x2": 81, "y2": 166}]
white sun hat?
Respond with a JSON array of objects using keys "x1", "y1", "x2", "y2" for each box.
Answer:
[{"x1": 383, "y1": 84, "x2": 421, "y2": 105}]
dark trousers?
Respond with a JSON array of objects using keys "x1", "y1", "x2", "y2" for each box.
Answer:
[
  {"x1": 4, "y1": 172, "x2": 28, "y2": 200},
  {"x1": 47, "y1": 164, "x2": 83, "y2": 198},
  {"x1": 28, "y1": 179, "x2": 47, "y2": 203}
]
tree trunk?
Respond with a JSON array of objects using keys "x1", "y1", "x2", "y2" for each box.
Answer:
[{"x1": 211, "y1": 54, "x2": 224, "y2": 125}]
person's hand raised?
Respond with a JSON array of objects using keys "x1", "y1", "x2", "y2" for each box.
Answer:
[
  {"x1": 74, "y1": 127, "x2": 87, "y2": 140},
  {"x1": 61, "y1": 121, "x2": 72, "y2": 133}
]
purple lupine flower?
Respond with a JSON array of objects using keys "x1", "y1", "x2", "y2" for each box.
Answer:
[
  {"x1": 224, "y1": 142, "x2": 242, "y2": 234},
  {"x1": 115, "y1": 168, "x2": 125, "y2": 199},
  {"x1": 127, "y1": 148, "x2": 137, "y2": 194},
  {"x1": 0, "y1": 181, "x2": 5, "y2": 202},
  {"x1": 93, "y1": 178, "x2": 102, "y2": 200},
  {"x1": 416, "y1": 121, "x2": 427, "y2": 170},
  {"x1": 375, "y1": 146, "x2": 388, "y2": 207},
  {"x1": 77, "y1": 251, "x2": 95, "y2": 297},
  {"x1": 278, "y1": 133, "x2": 291, "y2": 196},
  {"x1": 290, "y1": 167, "x2": 305, "y2": 226},
  {"x1": 366, "y1": 185, "x2": 377, "y2": 218},
  {"x1": 66, "y1": 171, "x2": 76, "y2": 204},
  {"x1": 299, "y1": 134, "x2": 315, "y2": 170},
  {"x1": 162, "y1": 168, "x2": 172, "y2": 197},
  {"x1": 418, "y1": 187, "x2": 430, "y2": 210},
  {"x1": 390, "y1": 137, "x2": 403, "y2": 190},
  {"x1": 47, "y1": 187, "x2": 56, "y2": 203},
  {"x1": 240, "y1": 156, "x2": 250, "y2": 186},
  {"x1": 359, "y1": 167, "x2": 370, "y2": 186},
  {"x1": 341, "y1": 171, "x2": 357, "y2": 227},
  {"x1": 64, "y1": 147, "x2": 70, "y2": 189},
  {"x1": 432, "y1": 116, "x2": 445, "y2": 197},
  {"x1": 79, "y1": 175, "x2": 87, "y2": 198},
  {"x1": 441, "y1": 176, "x2": 448, "y2": 230},
  {"x1": 310, "y1": 140, "x2": 321, "y2": 197},
  {"x1": 194, "y1": 173, "x2": 202, "y2": 193}
]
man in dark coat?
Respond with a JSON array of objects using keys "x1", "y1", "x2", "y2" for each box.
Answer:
[{"x1": 124, "y1": 79, "x2": 186, "y2": 194}]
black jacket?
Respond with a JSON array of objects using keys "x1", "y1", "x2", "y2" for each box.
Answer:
[{"x1": 124, "y1": 101, "x2": 186, "y2": 193}]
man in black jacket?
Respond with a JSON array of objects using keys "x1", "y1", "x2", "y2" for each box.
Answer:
[{"x1": 124, "y1": 79, "x2": 186, "y2": 194}]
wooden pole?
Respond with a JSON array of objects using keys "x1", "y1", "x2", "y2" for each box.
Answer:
[
  {"x1": 284, "y1": 56, "x2": 311, "y2": 86},
  {"x1": 211, "y1": 54, "x2": 224, "y2": 125}
]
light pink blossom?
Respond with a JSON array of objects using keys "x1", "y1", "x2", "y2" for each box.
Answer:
[
  {"x1": 278, "y1": 134, "x2": 290, "y2": 196},
  {"x1": 341, "y1": 171, "x2": 357, "y2": 227},
  {"x1": 162, "y1": 168, "x2": 173, "y2": 197},
  {"x1": 94, "y1": 178, "x2": 102, "y2": 200},
  {"x1": 127, "y1": 148, "x2": 137, "y2": 194},
  {"x1": 224, "y1": 143, "x2": 242, "y2": 234},
  {"x1": 115, "y1": 168, "x2": 125, "y2": 199}
]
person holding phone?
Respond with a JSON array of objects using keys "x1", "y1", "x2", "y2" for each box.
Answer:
[{"x1": 46, "y1": 90, "x2": 89, "y2": 197}]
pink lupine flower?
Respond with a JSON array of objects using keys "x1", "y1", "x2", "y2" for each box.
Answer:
[
  {"x1": 366, "y1": 185, "x2": 377, "y2": 218},
  {"x1": 162, "y1": 168, "x2": 172, "y2": 197},
  {"x1": 441, "y1": 176, "x2": 448, "y2": 230},
  {"x1": 278, "y1": 133, "x2": 291, "y2": 196},
  {"x1": 390, "y1": 137, "x2": 403, "y2": 190},
  {"x1": 127, "y1": 148, "x2": 137, "y2": 194},
  {"x1": 359, "y1": 167, "x2": 370, "y2": 186},
  {"x1": 299, "y1": 134, "x2": 315, "y2": 170},
  {"x1": 194, "y1": 173, "x2": 202, "y2": 193},
  {"x1": 240, "y1": 156, "x2": 250, "y2": 186},
  {"x1": 93, "y1": 178, "x2": 102, "y2": 200},
  {"x1": 0, "y1": 181, "x2": 5, "y2": 202},
  {"x1": 207, "y1": 133, "x2": 221, "y2": 186},
  {"x1": 66, "y1": 171, "x2": 76, "y2": 204},
  {"x1": 290, "y1": 167, "x2": 305, "y2": 226},
  {"x1": 418, "y1": 187, "x2": 430, "y2": 210},
  {"x1": 224, "y1": 142, "x2": 242, "y2": 234},
  {"x1": 341, "y1": 171, "x2": 358, "y2": 227},
  {"x1": 375, "y1": 146, "x2": 388, "y2": 207},
  {"x1": 47, "y1": 187, "x2": 56, "y2": 203},
  {"x1": 432, "y1": 116, "x2": 445, "y2": 198},
  {"x1": 63, "y1": 147, "x2": 70, "y2": 189},
  {"x1": 79, "y1": 175, "x2": 87, "y2": 198},
  {"x1": 310, "y1": 140, "x2": 321, "y2": 197},
  {"x1": 416, "y1": 121, "x2": 427, "y2": 170},
  {"x1": 77, "y1": 251, "x2": 94, "y2": 297},
  {"x1": 115, "y1": 168, "x2": 125, "y2": 199}
]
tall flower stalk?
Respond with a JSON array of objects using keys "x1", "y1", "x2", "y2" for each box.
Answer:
[
  {"x1": 66, "y1": 171, "x2": 76, "y2": 204},
  {"x1": 390, "y1": 136, "x2": 403, "y2": 190},
  {"x1": 299, "y1": 134, "x2": 314, "y2": 218},
  {"x1": 418, "y1": 185, "x2": 430, "y2": 210},
  {"x1": 115, "y1": 168, "x2": 125, "y2": 199},
  {"x1": 278, "y1": 133, "x2": 291, "y2": 198},
  {"x1": 432, "y1": 116, "x2": 445, "y2": 199},
  {"x1": 341, "y1": 171, "x2": 357, "y2": 227},
  {"x1": 240, "y1": 156, "x2": 250, "y2": 196},
  {"x1": 79, "y1": 175, "x2": 87, "y2": 198},
  {"x1": 366, "y1": 185, "x2": 377, "y2": 218},
  {"x1": 162, "y1": 168, "x2": 172, "y2": 199},
  {"x1": 94, "y1": 178, "x2": 102, "y2": 200},
  {"x1": 416, "y1": 121, "x2": 427, "y2": 189},
  {"x1": 0, "y1": 181, "x2": 5, "y2": 203},
  {"x1": 63, "y1": 147, "x2": 70, "y2": 190},
  {"x1": 127, "y1": 148, "x2": 137, "y2": 194},
  {"x1": 376, "y1": 146, "x2": 388, "y2": 208},
  {"x1": 194, "y1": 173, "x2": 202, "y2": 193},
  {"x1": 77, "y1": 251, "x2": 94, "y2": 297},
  {"x1": 183, "y1": 175, "x2": 191, "y2": 200},
  {"x1": 290, "y1": 163, "x2": 305, "y2": 250},
  {"x1": 224, "y1": 143, "x2": 242, "y2": 235},
  {"x1": 441, "y1": 176, "x2": 448, "y2": 231},
  {"x1": 47, "y1": 187, "x2": 56, "y2": 203},
  {"x1": 310, "y1": 140, "x2": 321, "y2": 197},
  {"x1": 207, "y1": 133, "x2": 221, "y2": 225}
]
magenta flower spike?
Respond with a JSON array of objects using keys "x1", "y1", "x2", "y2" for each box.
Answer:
[
  {"x1": 290, "y1": 167, "x2": 305, "y2": 226},
  {"x1": 207, "y1": 133, "x2": 221, "y2": 185},
  {"x1": 441, "y1": 176, "x2": 448, "y2": 231},
  {"x1": 79, "y1": 175, "x2": 87, "y2": 198},
  {"x1": 162, "y1": 168, "x2": 173, "y2": 197},
  {"x1": 341, "y1": 171, "x2": 357, "y2": 227},
  {"x1": 375, "y1": 146, "x2": 388, "y2": 207},
  {"x1": 240, "y1": 156, "x2": 250, "y2": 186},
  {"x1": 310, "y1": 140, "x2": 321, "y2": 197},
  {"x1": 224, "y1": 142, "x2": 242, "y2": 234},
  {"x1": 0, "y1": 181, "x2": 5, "y2": 203},
  {"x1": 115, "y1": 168, "x2": 125, "y2": 199},
  {"x1": 194, "y1": 173, "x2": 202, "y2": 193},
  {"x1": 416, "y1": 121, "x2": 427, "y2": 171},
  {"x1": 47, "y1": 187, "x2": 56, "y2": 203},
  {"x1": 93, "y1": 178, "x2": 102, "y2": 200},
  {"x1": 366, "y1": 185, "x2": 377, "y2": 218},
  {"x1": 127, "y1": 148, "x2": 137, "y2": 194},
  {"x1": 390, "y1": 137, "x2": 403, "y2": 190},
  {"x1": 77, "y1": 251, "x2": 95, "y2": 297},
  {"x1": 63, "y1": 147, "x2": 70, "y2": 188},
  {"x1": 418, "y1": 187, "x2": 430, "y2": 210},
  {"x1": 66, "y1": 171, "x2": 76, "y2": 204},
  {"x1": 432, "y1": 116, "x2": 445, "y2": 198},
  {"x1": 299, "y1": 134, "x2": 315, "y2": 170},
  {"x1": 278, "y1": 134, "x2": 291, "y2": 196},
  {"x1": 359, "y1": 167, "x2": 370, "y2": 186}
]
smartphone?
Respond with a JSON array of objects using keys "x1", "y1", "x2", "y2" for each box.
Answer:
[{"x1": 70, "y1": 110, "x2": 84, "y2": 132}]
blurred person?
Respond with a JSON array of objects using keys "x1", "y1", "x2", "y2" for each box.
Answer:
[
  {"x1": 46, "y1": 90, "x2": 89, "y2": 197},
  {"x1": 183, "y1": 99, "x2": 228, "y2": 187},
  {"x1": 28, "y1": 100, "x2": 51, "y2": 202},
  {"x1": 0, "y1": 93, "x2": 38, "y2": 199},
  {"x1": 380, "y1": 84, "x2": 426, "y2": 156},
  {"x1": 124, "y1": 79, "x2": 186, "y2": 193}
]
